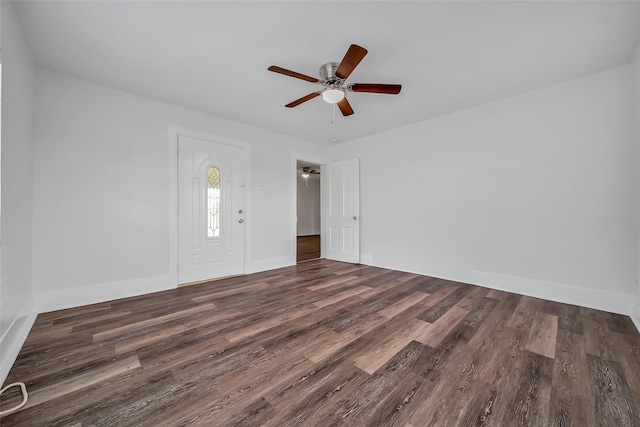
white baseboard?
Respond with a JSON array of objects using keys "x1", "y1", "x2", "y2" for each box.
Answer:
[
  {"x1": 247, "y1": 255, "x2": 294, "y2": 274},
  {"x1": 32, "y1": 259, "x2": 301, "y2": 314},
  {"x1": 360, "y1": 254, "x2": 373, "y2": 266},
  {"x1": 34, "y1": 275, "x2": 173, "y2": 313},
  {"x1": 1, "y1": 298, "x2": 37, "y2": 385},
  {"x1": 632, "y1": 312, "x2": 640, "y2": 335},
  {"x1": 471, "y1": 270, "x2": 634, "y2": 316},
  {"x1": 633, "y1": 301, "x2": 640, "y2": 333}
]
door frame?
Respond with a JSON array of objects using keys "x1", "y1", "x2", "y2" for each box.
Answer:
[
  {"x1": 291, "y1": 153, "x2": 327, "y2": 262},
  {"x1": 168, "y1": 126, "x2": 251, "y2": 287}
]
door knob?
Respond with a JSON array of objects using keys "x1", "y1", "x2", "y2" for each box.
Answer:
[
  {"x1": 238, "y1": 219, "x2": 244, "y2": 223},
  {"x1": 353, "y1": 216, "x2": 358, "y2": 220}
]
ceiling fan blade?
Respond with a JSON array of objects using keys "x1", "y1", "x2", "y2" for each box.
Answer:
[
  {"x1": 348, "y1": 83, "x2": 402, "y2": 94},
  {"x1": 268, "y1": 65, "x2": 319, "y2": 83},
  {"x1": 285, "y1": 92, "x2": 321, "y2": 108},
  {"x1": 337, "y1": 97, "x2": 354, "y2": 117},
  {"x1": 335, "y1": 44, "x2": 368, "y2": 80}
]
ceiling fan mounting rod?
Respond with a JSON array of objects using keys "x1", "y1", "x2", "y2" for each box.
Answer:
[
  {"x1": 319, "y1": 62, "x2": 345, "y2": 88},
  {"x1": 319, "y1": 62, "x2": 340, "y2": 80}
]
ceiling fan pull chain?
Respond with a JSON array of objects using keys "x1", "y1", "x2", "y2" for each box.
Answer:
[{"x1": 332, "y1": 103, "x2": 336, "y2": 132}]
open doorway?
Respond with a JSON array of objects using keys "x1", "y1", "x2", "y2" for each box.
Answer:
[{"x1": 296, "y1": 161, "x2": 321, "y2": 263}]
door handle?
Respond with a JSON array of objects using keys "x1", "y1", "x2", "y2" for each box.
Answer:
[
  {"x1": 238, "y1": 219, "x2": 244, "y2": 223},
  {"x1": 353, "y1": 216, "x2": 358, "y2": 220}
]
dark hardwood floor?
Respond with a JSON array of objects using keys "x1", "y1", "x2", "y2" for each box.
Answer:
[
  {"x1": 296, "y1": 235, "x2": 320, "y2": 263},
  {"x1": 1, "y1": 260, "x2": 639, "y2": 426}
]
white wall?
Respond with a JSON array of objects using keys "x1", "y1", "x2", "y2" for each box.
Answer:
[
  {"x1": 329, "y1": 65, "x2": 636, "y2": 315},
  {"x1": 297, "y1": 175, "x2": 320, "y2": 236},
  {"x1": 633, "y1": 40, "x2": 640, "y2": 328},
  {"x1": 0, "y1": 1, "x2": 37, "y2": 384},
  {"x1": 31, "y1": 69, "x2": 324, "y2": 312}
]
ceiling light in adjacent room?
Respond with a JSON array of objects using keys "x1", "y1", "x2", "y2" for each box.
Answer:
[{"x1": 301, "y1": 172, "x2": 310, "y2": 186}]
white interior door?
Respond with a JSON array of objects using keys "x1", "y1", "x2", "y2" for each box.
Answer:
[
  {"x1": 178, "y1": 135, "x2": 245, "y2": 284},
  {"x1": 324, "y1": 159, "x2": 360, "y2": 263}
]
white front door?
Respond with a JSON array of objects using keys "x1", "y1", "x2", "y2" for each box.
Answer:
[
  {"x1": 178, "y1": 135, "x2": 245, "y2": 284},
  {"x1": 324, "y1": 159, "x2": 360, "y2": 263}
]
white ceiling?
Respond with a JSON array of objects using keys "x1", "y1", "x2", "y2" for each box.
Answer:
[{"x1": 13, "y1": 1, "x2": 640, "y2": 145}]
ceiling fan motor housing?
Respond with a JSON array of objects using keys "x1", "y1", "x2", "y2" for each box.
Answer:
[{"x1": 319, "y1": 62, "x2": 343, "y2": 88}]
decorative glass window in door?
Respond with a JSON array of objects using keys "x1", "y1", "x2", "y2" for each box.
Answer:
[{"x1": 207, "y1": 166, "x2": 221, "y2": 237}]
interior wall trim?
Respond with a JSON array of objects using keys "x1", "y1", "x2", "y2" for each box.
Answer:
[
  {"x1": 247, "y1": 255, "x2": 294, "y2": 275},
  {"x1": 0, "y1": 298, "x2": 37, "y2": 385},
  {"x1": 632, "y1": 313, "x2": 640, "y2": 335},
  {"x1": 31, "y1": 252, "x2": 296, "y2": 316},
  {"x1": 471, "y1": 269, "x2": 636, "y2": 319},
  {"x1": 34, "y1": 275, "x2": 172, "y2": 314},
  {"x1": 366, "y1": 262, "x2": 638, "y2": 334}
]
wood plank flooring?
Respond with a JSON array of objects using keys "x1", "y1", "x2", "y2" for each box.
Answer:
[
  {"x1": 297, "y1": 235, "x2": 320, "y2": 263},
  {"x1": 1, "y1": 259, "x2": 639, "y2": 426}
]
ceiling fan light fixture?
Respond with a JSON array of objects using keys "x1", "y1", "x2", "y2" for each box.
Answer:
[
  {"x1": 322, "y1": 88, "x2": 345, "y2": 104},
  {"x1": 301, "y1": 173, "x2": 310, "y2": 179}
]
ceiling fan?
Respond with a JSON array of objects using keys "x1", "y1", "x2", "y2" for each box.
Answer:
[
  {"x1": 268, "y1": 44, "x2": 401, "y2": 117},
  {"x1": 299, "y1": 166, "x2": 320, "y2": 186},
  {"x1": 300, "y1": 166, "x2": 320, "y2": 176}
]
